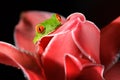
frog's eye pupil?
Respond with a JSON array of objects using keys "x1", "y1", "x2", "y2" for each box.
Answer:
[
  {"x1": 56, "y1": 14, "x2": 61, "y2": 22},
  {"x1": 36, "y1": 25, "x2": 44, "y2": 33}
]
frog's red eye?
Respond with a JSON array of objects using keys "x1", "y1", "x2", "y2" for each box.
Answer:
[
  {"x1": 56, "y1": 14, "x2": 61, "y2": 22},
  {"x1": 36, "y1": 25, "x2": 45, "y2": 33}
]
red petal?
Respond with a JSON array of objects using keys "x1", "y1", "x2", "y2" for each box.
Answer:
[
  {"x1": 37, "y1": 36, "x2": 53, "y2": 55},
  {"x1": 77, "y1": 65, "x2": 104, "y2": 80},
  {"x1": 72, "y1": 20, "x2": 100, "y2": 63},
  {"x1": 65, "y1": 54, "x2": 82, "y2": 79},
  {"x1": 65, "y1": 54, "x2": 91, "y2": 79},
  {"x1": 0, "y1": 41, "x2": 45, "y2": 80},
  {"x1": 53, "y1": 13, "x2": 100, "y2": 64},
  {"x1": 104, "y1": 62, "x2": 120, "y2": 80},
  {"x1": 55, "y1": 13, "x2": 100, "y2": 63},
  {"x1": 14, "y1": 11, "x2": 54, "y2": 53},
  {"x1": 65, "y1": 54, "x2": 104, "y2": 80},
  {"x1": 41, "y1": 31, "x2": 83, "y2": 80},
  {"x1": 100, "y1": 17, "x2": 120, "y2": 68}
]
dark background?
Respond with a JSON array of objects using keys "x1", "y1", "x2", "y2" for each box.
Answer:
[{"x1": 0, "y1": 0, "x2": 120, "y2": 80}]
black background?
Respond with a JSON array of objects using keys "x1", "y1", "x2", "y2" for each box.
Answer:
[{"x1": 0, "y1": 0, "x2": 120, "y2": 80}]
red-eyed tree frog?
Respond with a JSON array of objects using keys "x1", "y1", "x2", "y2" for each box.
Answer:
[{"x1": 33, "y1": 14, "x2": 62, "y2": 43}]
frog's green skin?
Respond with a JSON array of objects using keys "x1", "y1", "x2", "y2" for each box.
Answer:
[{"x1": 33, "y1": 14, "x2": 61, "y2": 43}]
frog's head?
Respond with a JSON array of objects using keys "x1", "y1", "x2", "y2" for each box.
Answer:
[{"x1": 33, "y1": 14, "x2": 62, "y2": 44}]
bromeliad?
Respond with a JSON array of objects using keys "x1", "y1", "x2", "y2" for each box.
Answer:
[{"x1": 0, "y1": 11, "x2": 120, "y2": 80}]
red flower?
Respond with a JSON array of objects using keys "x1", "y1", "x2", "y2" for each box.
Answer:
[{"x1": 0, "y1": 11, "x2": 120, "y2": 80}]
